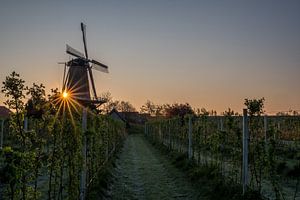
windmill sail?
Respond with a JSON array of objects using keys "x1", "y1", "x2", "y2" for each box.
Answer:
[
  {"x1": 91, "y1": 59, "x2": 109, "y2": 73},
  {"x1": 81, "y1": 23, "x2": 89, "y2": 59},
  {"x1": 66, "y1": 44, "x2": 85, "y2": 58},
  {"x1": 91, "y1": 63, "x2": 109, "y2": 73}
]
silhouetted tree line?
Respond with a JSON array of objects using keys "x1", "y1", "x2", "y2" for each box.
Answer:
[{"x1": 99, "y1": 92, "x2": 220, "y2": 118}]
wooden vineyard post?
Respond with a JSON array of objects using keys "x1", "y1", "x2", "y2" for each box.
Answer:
[
  {"x1": 24, "y1": 116, "x2": 28, "y2": 132},
  {"x1": 242, "y1": 109, "x2": 249, "y2": 195},
  {"x1": 159, "y1": 123, "x2": 162, "y2": 144},
  {"x1": 220, "y1": 117, "x2": 224, "y2": 132},
  {"x1": 146, "y1": 123, "x2": 149, "y2": 136},
  {"x1": 80, "y1": 107, "x2": 87, "y2": 200},
  {"x1": 168, "y1": 120, "x2": 171, "y2": 150},
  {"x1": 0, "y1": 119, "x2": 4, "y2": 149},
  {"x1": 188, "y1": 115, "x2": 193, "y2": 160},
  {"x1": 264, "y1": 115, "x2": 267, "y2": 144},
  {"x1": 276, "y1": 122, "x2": 280, "y2": 140},
  {"x1": 220, "y1": 117, "x2": 224, "y2": 176},
  {"x1": 106, "y1": 122, "x2": 109, "y2": 159}
]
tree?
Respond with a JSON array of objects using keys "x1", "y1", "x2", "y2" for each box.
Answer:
[
  {"x1": 164, "y1": 103, "x2": 194, "y2": 118},
  {"x1": 1, "y1": 72, "x2": 37, "y2": 200},
  {"x1": 140, "y1": 100, "x2": 156, "y2": 115},
  {"x1": 98, "y1": 91, "x2": 114, "y2": 113},
  {"x1": 118, "y1": 101, "x2": 136, "y2": 112},
  {"x1": 222, "y1": 108, "x2": 239, "y2": 116},
  {"x1": 244, "y1": 97, "x2": 265, "y2": 193},
  {"x1": 99, "y1": 92, "x2": 136, "y2": 113},
  {"x1": 244, "y1": 97, "x2": 265, "y2": 116},
  {"x1": 2, "y1": 71, "x2": 26, "y2": 141},
  {"x1": 195, "y1": 107, "x2": 209, "y2": 116},
  {"x1": 99, "y1": 91, "x2": 112, "y2": 103},
  {"x1": 155, "y1": 104, "x2": 164, "y2": 116},
  {"x1": 26, "y1": 83, "x2": 47, "y2": 118}
]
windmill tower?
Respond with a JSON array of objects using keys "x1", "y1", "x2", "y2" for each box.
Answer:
[{"x1": 62, "y1": 23, "x2": 108, "y2": 106}]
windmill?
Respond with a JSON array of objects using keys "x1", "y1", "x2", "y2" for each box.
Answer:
[
  {"x1": 60, "y1": 23, "x2": 110, "y2": 200},
  {"x1": 62, "y1": 22, "x2": 108, "y2": 106}
]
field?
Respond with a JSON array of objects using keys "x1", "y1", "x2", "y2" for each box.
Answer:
[
  {"x1": 0, "y1": 112, "x2": 126, "y2": 200},
  {"x1": 145, "y1": 114, "x2": 300, "y2": 199}
]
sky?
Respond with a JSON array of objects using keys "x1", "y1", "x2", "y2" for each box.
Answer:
[{"x1": 0, "y1": 0, "x2": 299, "y2": 114}]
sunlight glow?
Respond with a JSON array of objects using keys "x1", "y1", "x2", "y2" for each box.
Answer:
[
  {"x1": 49, "y1": 82, "x2": 97, "y2": 130},
  {"x1": 63, "y1": 91, "x2": 68, "y2": 99}
]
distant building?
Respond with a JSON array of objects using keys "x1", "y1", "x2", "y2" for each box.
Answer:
[
  {"x1": 0, "y1": 106, "x2": 10, "y2": 149},
  {"x1": 0, "y1": 106, "x2": 11, "y2": 119},
  {"x1": 109, "y1": 108, "x2": 127, "y2": 124},
  {"x1": 109, "y1": 108, "x2": 152, "y2": 128},
  {"x1": 119, "y1": 111, "x2": 146, "y2": 124}
]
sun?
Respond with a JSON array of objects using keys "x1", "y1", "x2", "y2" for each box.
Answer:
[{"x1": 62, "y1": 91, "x2": 68, "y2": 99}]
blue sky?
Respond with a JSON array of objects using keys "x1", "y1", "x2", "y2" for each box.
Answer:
[{"x1": 0, "y1": 0, "x2": 299, "y2": 113}]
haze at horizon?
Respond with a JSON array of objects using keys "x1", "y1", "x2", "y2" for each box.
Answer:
[{"x1": 0, "y1": 0, "x2": 299, "y2": 114}]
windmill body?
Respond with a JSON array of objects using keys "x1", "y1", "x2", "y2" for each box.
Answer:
[{"x1": 66, "y1": 58, "x2": 91, "y2": 101}]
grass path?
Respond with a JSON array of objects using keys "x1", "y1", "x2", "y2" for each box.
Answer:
[{"x1": 110, "y1": 134, "x2": 203, "y2": 200}]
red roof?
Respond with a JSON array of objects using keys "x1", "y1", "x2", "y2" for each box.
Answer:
[{"x1": 0, "y1": 106, "x2": 11, "y2": 118}]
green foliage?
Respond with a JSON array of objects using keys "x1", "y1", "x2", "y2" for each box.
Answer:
[
  {"x1": 244, "y1": 97, "x2": 265, "y2": 116},
  {"x1": 140, "y1": 100, "x2": 156, "y2": 116},
  {"x1": 101, "y1": 95, "x2": 136, "y2": 113},
  {"x1": 0, "y1": 71, "x2": 126, "y2": 200},
  {"x1": 164, "y1": 103, "x2": 194, "y2": 118},
  {"x1": 26, "y1": 83, "x2": 47, "y2": 119},
  {"x1": 150, "y1": 134, "x2": 264, "y2": 200},
  {"x1": 2, "y1": 71, "x2": 26, "y2": 145},
  {"x1": 145, "y1": 103, "x2": 300, "y2": 199},
  {"x1": 1, "y1": 71, "x2": 26, "y2": 111}
]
